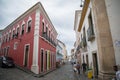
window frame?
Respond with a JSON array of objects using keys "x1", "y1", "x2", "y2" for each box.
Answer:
[{"x1": 26, "y1": 17, "x2": 32, "y2": 33}]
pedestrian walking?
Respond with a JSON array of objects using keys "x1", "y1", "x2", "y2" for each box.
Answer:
[
  {"x1": 82, "y1": 62, "x2": 87, "y2": 74},
  {"x1": 113, "y1": 65, "x2": 120, "y2": 80},
  {"x1": 76, "y1": 62, "x2": 81, "y2": 74},
  {"x1": 73, "y1": 62, "x2": 77, "y2": 73}
]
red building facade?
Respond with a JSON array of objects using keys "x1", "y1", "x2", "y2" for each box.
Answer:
[{"x1": 0, "y1": 2, "x2": 58, "y2": 74}]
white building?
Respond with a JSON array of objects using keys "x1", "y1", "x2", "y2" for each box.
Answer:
[
  {"x1": 74, "y1": 0, "x2": 120, "y2": 79},
  {"x1": 79, "y1": 1, "x2": 99, "y2": 77},
  {"x1": 56, "y1": 41, "x2": 63, "y2": 62},
  {"x1": 105, "y1": 0, "x2": 120, "y2": 66},
  {"x1": 73, "y1": 10, "x2": 82, "y2": 63},
  {"x1": 57, "y1": 40, "x2": 67, "y2": 61}
]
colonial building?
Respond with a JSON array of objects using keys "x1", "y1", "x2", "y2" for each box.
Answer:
[
  {"x1": 0, "y1": 30, "x2": 3, "y2": 49},
  {"x1": 70, "y1": 48, "x2": 74, "y2": 59},
  {"x1": 56, "y1": 39, "x2": 63, "y2": 62},
  {"x1": 0, "y1": 2, "x2": 58, "y2": 74},
  {"x1": 74, "y1": 0, "x2": 120, "y2": 79},
  {"x1": 57, "y1": 40, "x2": 67, "y2": 62},
  {"x1": 73, "y1": 10, "x2": 81, "y2": 64}
]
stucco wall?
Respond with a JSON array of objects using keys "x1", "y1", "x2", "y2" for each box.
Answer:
[
  {"x1": 80, "y1": 2, "x2": 99, "y2": 69},
  {"x1": 105, "y1": 0, "x2": 120, "y2": 65},
  {"x1": 1, "y1": 10, "x2": 36, "y2": 69}
]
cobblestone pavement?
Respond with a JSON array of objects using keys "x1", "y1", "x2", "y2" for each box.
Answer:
[{"x1": 0, "y1": 62, "x2": 89, "y2": 80}]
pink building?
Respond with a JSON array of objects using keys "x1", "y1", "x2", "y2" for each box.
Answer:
[{"x1": 0, "y1": 2, "x2": 58, "y2": 74}]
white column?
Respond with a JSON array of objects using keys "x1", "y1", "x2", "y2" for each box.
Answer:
[{"x1": 31, "y1": 9, "x2": 40, "y2": 74}]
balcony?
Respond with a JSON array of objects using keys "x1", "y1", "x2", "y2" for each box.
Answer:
[
  {"x1": 42, "y1": 32, "x2": 56, "y2": 47},
  {"x1": 77, "y1": 45, "x2": 80, "y2": 51},
  {"x1": 42, "y1": 32, "x2": 47, "y2": 39},
  {"x1": 80, "y1": 36, "x2": 87, "y2": 48},
  {"x1": 87, "y1": 26, "x2": 95, "y2": 41},
  {"x1": 14, "y1": 33, "x2": 19, "y2": 39},
  {"x1": 82, "y1": 36, "x2": 87, "y2": 47}
]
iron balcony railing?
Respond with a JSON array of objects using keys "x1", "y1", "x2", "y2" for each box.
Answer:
[
  {"x1": 42, "y1": 32, "x2": 56, "y2": 47},
  {"x1": 87, "y1": 26, "x2": 95, "y2": 41},
  {"x1": 80, "y1": 36, "x2": 87, "y2": 48}
]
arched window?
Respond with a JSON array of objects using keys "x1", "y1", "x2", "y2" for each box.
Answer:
[
  {"x1": 42, "y1": 22, "x2": 44, "y2": 34},
  {"x1": 9, "y1": 30, "x2": 11, "y2": 41},
  {"x1": 16, "y1": 25, "x2": 19, "y2": 37},
  {"x1": 12, "y1": 29, "x2": 15, "y2": 39},
  {"x1": 27, "y1": 20, "x2": 32, "y2": 32},
  {"x1": 26, "y1": 17, "x2": 32, "y2": 33},
  {"x1": 21, "y1": 21, "x2": 25, "y2": 35}
]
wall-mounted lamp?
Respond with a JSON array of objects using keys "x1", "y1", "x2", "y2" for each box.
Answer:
[{"x1": 80, "y1": 0, "x2": 84, "y2": 7}]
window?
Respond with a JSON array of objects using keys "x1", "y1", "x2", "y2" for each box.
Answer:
[
  {"x1": 87, "y1": 11, "x2": 95, "y2": 41},
  {"x1": 12, "y1": 30, "x2": 15, "y2": 39},
  {"x1": 6, "y1": 34, "x2": 8, "y2": 42},
  {"x1": 7, "y1": 33, "x2": 9, "y2": 42},
  {"x1": 83, "y1": 27, "x2": 86, "y2": 37},
  {"x1": 88, "y1": 12, "x2": 93, "y2": 28},
  {"x1": 27, "y1": 20, "x2": 32, "y2": 32},
  {"x1": 82, "y1": 27, "x2": 87, "y2": 47},
  {"x1": 45, "y1": 27, "x2": 48, "y2": 39},
  {"x1": 88, "y1": 11, "x2": 94, "y2": 35},
  {"x1": 49, "y1": 31, "x2": 50, "y2": 39},
  {"x1": 51, "y1": 35, "x2": 53, "y2": 41},
  {"x1": 4, "y1": 35, "x2": 6, "y2": 42},
  {"x1": 15, "y1": 27, "x2": 19, "y2": 38},
  {"x1": 9, "y1": 32, "x2": 11, "y2": 41},
  {"x1": 46, "y1": 27, "x2": 48, "y2": 36},
  {"x1": 21, "y1": 24, "x2": 25, "y2": 35},
  {"x1": 42, "y1": 22, "x2": 44, "y2": 34}
]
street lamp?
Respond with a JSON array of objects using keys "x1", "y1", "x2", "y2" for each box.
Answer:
[{"x1": 80, "y1": 0, "x2": 84, "y2": 7}]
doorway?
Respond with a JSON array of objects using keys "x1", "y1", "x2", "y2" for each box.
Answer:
[
  {"x1": 49, "y1": 52, "x2": 50, "y2": 69},
  {"x1": 45, "y1": 51, "x2": 47, "y2": 70},
  {"x1": 86, "y1": 54, "x2": 89, "y2": 68},
  {"x1": 41, "y1": 50, "x2": 44, "y2": 72},
  {"x1": 92, "y1": 53, "x2": 99, "y2": 78},
  {"x1": 24, "y1": 45, "x2": 29, "y2": 67}
]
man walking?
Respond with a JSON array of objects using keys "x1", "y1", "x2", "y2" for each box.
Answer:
[
  {"x1": 113, "y1": 65, "x2": 120, "y2": 80},
  {"x1": 76, "y1": 62, "x2": 80, "y2": 74},
  {"x1": 82, "y1": 62, "x2": 87, "y2": 74}
]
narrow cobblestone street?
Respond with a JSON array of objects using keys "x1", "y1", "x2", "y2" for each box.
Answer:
[{"x1": 0, "y1": 62, "x2": 89, "y2": 80}]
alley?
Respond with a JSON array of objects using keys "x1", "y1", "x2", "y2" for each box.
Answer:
[{"x1": 0, "y1": 62, "x2": 88, "y2": 80}]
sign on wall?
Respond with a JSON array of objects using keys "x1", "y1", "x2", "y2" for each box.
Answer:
[{"x1": 115, "y1": 40, "x2": 120, "y2": 47}]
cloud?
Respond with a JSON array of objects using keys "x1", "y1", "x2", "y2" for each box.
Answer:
[{"x1": 0, "y1": 0, "x2": 80, "y2": 55}]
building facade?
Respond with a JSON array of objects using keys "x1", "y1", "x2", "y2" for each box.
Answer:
[
  {"x1": 74, "y1": 0, "x2": 120, "y2": 79},
  {"x1": 56, "y1": 40, "x2": 63, "y2": 62},
  {"x1": 73, "y1": 10, "x2": 81, "y2": 64},
  {"x1": 57, "y1": 40, "x2": 67, "y2": 62},
  {"x1": 0, "y1": 30, "x2": 3, "y2": 50},
  {"x1": 70, "y1": 48, "x2": 74, "y2": 60},
  {"x1": 0, "y1": 2, "x2": 58, "y2": 74}
]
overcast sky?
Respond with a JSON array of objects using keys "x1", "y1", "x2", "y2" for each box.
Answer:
[{"x1": 0, "y1": 0, "x2": 81, "y2": 55}]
